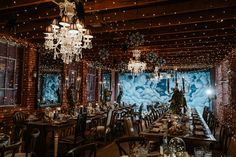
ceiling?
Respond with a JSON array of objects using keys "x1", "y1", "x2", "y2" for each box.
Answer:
[{"x1": 0, "y1": 0, "x2": 236, "y2": 70}]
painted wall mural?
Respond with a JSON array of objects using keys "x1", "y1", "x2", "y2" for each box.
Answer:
[
  {"x1": 119, "y1": 70, "x2": 211, "y2": 114},
  {"x1": 41, "y1": 74, "x2": 61, "y2": 105}
]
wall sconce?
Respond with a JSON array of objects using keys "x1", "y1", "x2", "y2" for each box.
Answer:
[
  {"x1": 32, "y1": 71, "x2": 37, "y2": 78},
  {"x1": 65, "y1": 76, "x2": 69, "y2": 88},
  {"x1": 76, "y1": 76, "x2": 81, "y2": 90}
]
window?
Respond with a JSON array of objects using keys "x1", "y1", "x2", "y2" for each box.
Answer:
[{"x1": 0, "y1": 40, "x2": 23, "y2": 106}]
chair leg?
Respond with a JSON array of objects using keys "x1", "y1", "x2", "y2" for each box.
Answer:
[
  {"x1": 104, "y1": 134, "x2": 107, "y2": 144},
  {"x1": 109, "y1": 132, "x2": 112, "y2": 142}
]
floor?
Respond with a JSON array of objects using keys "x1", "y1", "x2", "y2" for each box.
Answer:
[{"x1": 96, "y1": 141, "x2": 120, "y2": 157}]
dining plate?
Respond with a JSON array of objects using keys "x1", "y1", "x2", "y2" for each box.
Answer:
[{"x1": 150, "y1": 128, "x2": 160, "y2": 133}]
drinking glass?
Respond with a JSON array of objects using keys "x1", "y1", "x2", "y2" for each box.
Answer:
[
  {"x1": 194, "y1": 147, "x2": 204, "y2": 157},
  {"x1": 204, "y1": 150, "x2": 212, "y2": 157}
]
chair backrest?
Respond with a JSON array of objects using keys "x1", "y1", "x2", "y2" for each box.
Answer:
[
  {"x1": 74, "y1": 113, "x2": 87, "y2": 144},
  {"x1": 124, "y1": 118, "x2": 135, "y2": 136},
  {"x1": 12, "y1": 112, "x2": 27, "y2": 124},
  {"x1": 223, "y1": 126, "x2": 234, "y2": 155},
  {"x1": 207, "y1": 113, "x2": 218, "y2": 136},
  {"x1": 106, "y1": 109, "x2": 113, "y2": 127},
  {"x1": 0, "y1": 141, "x2": 22, "y2": 157},
  {"x1": 202, "y1": 106, "x2": 209, "y2": 122},
  {"x1": 115, "y1": 136, "x2": 147, "y2": 156},
  {"x1": 66, "y1": 143, "x2": 97, "y2": 157},
  {"x1": 29, "y1": 128, "x2": 40, "y2": 157},
  {"x1": 12, "y1": 112, "x2": 27, "y2": 144},
  {"x1": 138, "y1": 104, "x2": 143, "y2": 119}
]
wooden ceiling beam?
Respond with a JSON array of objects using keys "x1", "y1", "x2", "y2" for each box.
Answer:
[
  {"x1": 93, "y1": 34, "x2": 236, "y2": 47},
  {"x1": 90, "y1": 7, "x2": 236, "y2": 33},
  {"x1": 0, "y1": 5, "x2": 59, "y2": 26},
  {"x1": 82, "y1": 0, "x2": 168, "y2": 13},
  {"x1": 13, "y1": 19, "x2": 235, "y2": 42},
  {"x1": 1, "y1": 0, "x2": 235, "y2": 29},
  {"x1": 22, "y1": 27, "x2": 236, "y2": 43},
  {"x1": 2, "y1": 6, "x2": 235, "y2": 34},
  {"x1": 89, "y1": 44, "x2": 231, "y2": 54},
  {"x1": 86, "y1": 48, "x2": 228, "y2": 57},
  {"x1": 92, "y1": 28, "x2": 236, "y2": 43},
  {"x1": 0, "y1": 0, "x2": 54, "y2": 13},
  {"x1": 85, "y1": 0, "x2": 236, "y2": 24},
  {"x1": 93, "y1": 19, "x2": 236, "y2": 39}
]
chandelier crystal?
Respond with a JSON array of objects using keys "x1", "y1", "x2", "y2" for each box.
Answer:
[
  {"x1": 128, "y1": 50, "x2": 146, "y2": 74},
  {"x1": 44, "y1": 0, "x2": 93, "y2": 64}
]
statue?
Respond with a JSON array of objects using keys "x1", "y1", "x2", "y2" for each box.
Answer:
[
  {"x1": 169, "y1": 87, "x2": 187, "y2": 114},
  {"x1": 117, "y1": 86, "x2": 123, "y2": 104},
  {"x1": 67, "y1": 83, "x2": 76, "y2": 115}
]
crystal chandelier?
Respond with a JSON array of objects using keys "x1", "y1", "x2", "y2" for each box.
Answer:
[
  {"x1": 128, "y1": 50, "x2": 146, "y2": 74},
  {"x1": 44, "y1": 0, "x2": 93, "y2": 64}
]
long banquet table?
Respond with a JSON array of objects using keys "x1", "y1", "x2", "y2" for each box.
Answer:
[
  {"x1": 140, "y1": 108, "x2": 216, "y2": 148},
  {"x1": 25, "y1": 119, "x2": 76, "y2": 157},
  {"x1": 24, "y1": 112, "x2": 107, "y2": 157}
]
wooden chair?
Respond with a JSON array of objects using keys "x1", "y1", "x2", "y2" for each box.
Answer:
[
  {"x1": 5, "y1": 128, "x2": 40, "y2": 157},
  {"x1": 113, "y1": 108, "x2": 129, "y2": 136},
  {"x1": 66, "y1": 143, "x2": 97, "y2": 157},
  {"x1": 115, "y1": 136, "x2": 147, "y2": 156},
  {"x1": 95, "y1": 109, "x2": 114, "y2": 143},
  {"x1": 213, "y1": 125, "x2": 234, "y2": 156},
  {"x1": 12, "y1": 112, "x2": 28, "y2": 144},
  {"x1": 59, "y1": 113, "x2": 87, "y2": 149},
  {"x1": 0, "y1": 141, "x2": 22, "y2": 157},
  {"x1": 222, "y1": 126, "x2": 234, "y2": 156},
  {"x1": 124, "y1": 117, "x2": 136, "y2": 137},
  {"x1": 142, "y1": 114, "x2": 152, "y2": 129},
  {"x1": 132, "y1": 104, "x2": 144, "y2": 134},
  {"x1": 12, "y1": 112, "x2": 27, "y2": 124},
  {"x1": 207, "y1": 113, "x2": 218, "y2": 136},
  {"x1": 202, "y1": 106, "x2": 209, "y2": 122}
]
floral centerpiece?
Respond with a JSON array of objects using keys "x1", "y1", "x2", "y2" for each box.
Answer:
[{"x1": 169, "y1": 88, "x2": 187, "y2": 114}]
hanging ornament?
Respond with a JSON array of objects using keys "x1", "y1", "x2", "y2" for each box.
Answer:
[
  {"x1": 146, "y1": 52, "x2": 157, "y2": 63},
  {"x1": 127, "y1": 32, "x2": 145, "y2": 47},
  {"x1": 93, "y1": 61, "x2": 103, "y2": 68},
  {"x1": 98, "y1": 48, "x2": 109, "y2": 61},
  {"x1": 117, "y1": 61, "x2": 128, "y2": 72},
  {"x1": 156, "y1": 57, "x2": 166, "y2": 67}
]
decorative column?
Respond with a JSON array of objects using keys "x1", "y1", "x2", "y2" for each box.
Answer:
[
  {"x1": 22, "y1": 46, "x2": 37, "y2": 110},
  {"x1": 81, "y1": 61, "x2": 88, "y2": 105},
  {"x1": 62, "y1": 64, "x2": 69, "y2": 107},
  {"x1": 111, "y1": 70, "x2": 116, "y2": 103},
  {"x1": 96, "y1": 68, "x2": 101, "y2": 102}
]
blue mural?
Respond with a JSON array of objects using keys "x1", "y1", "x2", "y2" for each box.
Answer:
[
  {"x1": 119, "y1": 70, "x2": 211, "y2": 114},
  {"x1": 41, "y1": 74, "x2": 61, "y2": 105}
]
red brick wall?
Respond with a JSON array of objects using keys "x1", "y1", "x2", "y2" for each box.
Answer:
[
  {"x1": 215, "y1": 50, "x2": 236, "y2": 125},
  {"x1": 0, "y1": 44, "x2": 37, "y2": 135},
  {"x1": 215, "y1": 48, "x2": 236, "y2": 156}
]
